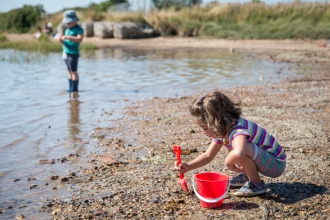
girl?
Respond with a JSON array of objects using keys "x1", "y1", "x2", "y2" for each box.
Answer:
[{"x1": 175, "y1": 91, "x2": 286, "y2": 196}]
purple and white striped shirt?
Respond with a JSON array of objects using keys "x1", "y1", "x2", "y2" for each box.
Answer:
[{"x1": 213, "y1": 118, "x2": 286, "y2": 162}]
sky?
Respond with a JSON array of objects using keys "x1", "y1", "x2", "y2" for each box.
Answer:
[{"x1": 0, "y1": 0, "x2": 324, "y2": 14}]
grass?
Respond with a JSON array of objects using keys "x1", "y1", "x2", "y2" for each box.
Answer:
[
  {"x1": 143, "y1": 2, "x2": 330, "y2": 39},
  {"x1": 27, "y1": 2, "x2": 330, "y2": 39},
  {"x1": 2, "y1": 2, "x2": 330, "y2": 48},
  {"x1": 0, "y1": 34, "x2": 98, "y2": 53}
]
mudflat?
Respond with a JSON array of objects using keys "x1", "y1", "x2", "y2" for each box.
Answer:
[{"x1": 6, "y1": 34, "x2": 330, "y2": 219}]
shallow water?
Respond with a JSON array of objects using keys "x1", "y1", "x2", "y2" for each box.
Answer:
[{"x1": 0, "y1": 48, "x2": 304, "y2": 218}]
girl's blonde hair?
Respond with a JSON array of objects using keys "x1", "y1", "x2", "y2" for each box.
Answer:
[{"x1": 190, "y1": 90, "x2": 242, "y2": 137}]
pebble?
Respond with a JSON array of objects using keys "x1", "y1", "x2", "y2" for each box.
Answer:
[{"x1": 34, "y1": 73, "x2": 330, "y2": 219}]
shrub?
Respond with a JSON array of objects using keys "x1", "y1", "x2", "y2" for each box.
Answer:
[
  {"x1": 0, "y1": 34, "x2": 8, "y2": 42},
  {"x1": 4, "y1": 5, "x2": 45, "y2": 33}
]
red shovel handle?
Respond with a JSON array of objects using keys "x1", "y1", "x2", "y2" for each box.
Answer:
[
  {"x1": 173, "y1": 145, "x2": 189, "y2": 193},
  {"x1": 173, "y1": 145, "x2": 184, "y2": 179},
  {"x1": 173, "y1": 145, "x2": 182, "y2": 164}
]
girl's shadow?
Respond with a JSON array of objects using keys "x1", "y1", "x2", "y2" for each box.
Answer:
[
  {"x1": 212, "y1": 182, "x2": 328, "y2": 210},
  {"x1": 259, "y1": 182, "x2": 328, "y2": 204}
]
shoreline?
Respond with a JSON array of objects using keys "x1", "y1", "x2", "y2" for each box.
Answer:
[
  {"x1": 6, "y1": 33, "x2": 330, "y2": 65},
  {"x1": 84, "y1": 37, "x2": 328, "y2": 52},
  {"x1": 5, "y1": 33, "x2": 329, "y2": 51}
]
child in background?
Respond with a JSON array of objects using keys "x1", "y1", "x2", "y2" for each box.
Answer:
[
  {"x1": 175, "y1": 90, "x2": 286, "y2": 196},
  {"x1": 44, "y1": 22, "x2": 53, "y2": 36},
  {"x1": 32, "y1": 26, "x2": 42, "y2": 39},
  {"x1": 58, "y1": 10, "x2": 84, "y2": 92}
]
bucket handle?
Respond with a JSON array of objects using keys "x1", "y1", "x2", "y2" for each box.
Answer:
[{"x1": 192, "y1": 177, "x2": 230, "y2": 203}]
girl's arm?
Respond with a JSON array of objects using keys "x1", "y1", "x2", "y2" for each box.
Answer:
[
  {"x1": 63, "y1": 34, "x2": 83, "y2": 43},
  {"x1": 224, "y1": 135, "x2": 247, "y2": 172},
  {"x1": 59, "y1": 35, "x2": 64, "y2": 43},
  {"x1": 176, "y1": 141, "x2": 222, "y2": 173}
]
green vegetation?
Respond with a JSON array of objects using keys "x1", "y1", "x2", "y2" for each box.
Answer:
[
  {"x1": 98, "y1": 0, "x2": 128, "y2": 12},
  {"x1": 1, "y1": 1, "x2": 330, "y2": 53},
  {"x1": 72, "y1": 1, "x2": 330, "y2": 40},
  {"x1": 145, "y1": 2, "x2": 330, "y2": 39},
  {"x1": 0, "y1": 5, "x2": 45, "y2": 33},
  {"x1": 0, "y1": 34, "x2": 97, "y2": 53},
  {"x1": 0, "y1": 34, "x2": 8, "y2": 43},
  {"x1": 152, "y1": 0, "x2": 202, "y2": 10}
]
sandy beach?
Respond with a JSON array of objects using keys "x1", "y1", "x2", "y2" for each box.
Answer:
[{"x1": 5, "y1": 34, "x2": 330, "y2": 219}]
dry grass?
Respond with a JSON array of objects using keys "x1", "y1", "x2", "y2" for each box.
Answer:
[{"x1": 9, "y1": 2, "x2": 330, "y2": 39}]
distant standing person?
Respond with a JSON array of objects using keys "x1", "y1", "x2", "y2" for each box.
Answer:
[{"x1": 58, "y1": 10, "x2": 84, "y2": 92}]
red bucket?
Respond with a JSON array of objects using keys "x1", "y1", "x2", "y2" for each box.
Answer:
[{"x1": 193, "y1": 172, "x2": 230, "y2": 209}]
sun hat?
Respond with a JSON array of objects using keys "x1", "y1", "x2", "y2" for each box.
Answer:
[
  {"x1": 47, "y1": 22, "x2": 53, "y2": 27},
  {"x1": 62, "y1": 10, "x2": 79, "y2": 23}
]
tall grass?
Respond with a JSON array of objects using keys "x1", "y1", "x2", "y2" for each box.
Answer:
[
  {"x1": 143, "y1": 2, "x2": 330, "y2": 39},
  {"x1": 44, "y1": 2, "x2": 330, "y2": 39},
  {"x1": 3, "y1": 2, "x2": 330, "y2": 40},
  {"x1": 43, "y1": 10, "x2": 146, "y2": 30},
  {"x1": 0, "y1": 34, "x2": 97, "y2": 53}
]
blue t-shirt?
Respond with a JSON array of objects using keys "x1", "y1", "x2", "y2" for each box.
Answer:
[{"x1": 62, "y1": 25, "x2": 84, "y2": 55}]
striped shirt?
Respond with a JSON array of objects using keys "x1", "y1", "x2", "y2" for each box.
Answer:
[{"x1": 213, "y1": 118, "x2": 286, "y2": 162}]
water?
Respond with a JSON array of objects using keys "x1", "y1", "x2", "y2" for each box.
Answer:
[{"x1": 0, "y1": 48, "x2": 301, "y2": 218}]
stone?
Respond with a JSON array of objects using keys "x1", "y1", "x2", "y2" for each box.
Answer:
[
  {"x1": 59, "y1": 176, "x2": 69, "y2": 182},
  {"x1": 56, "y1": 23, "x2": 68, "y2": 35},
  {"x1": 39, "y1": 159, "x2": 55, "y2": 164},
  {"x1": 94, "y1": 22, "x2": 115, "y2": 38},
  {"x1": 113, "y1": 22, "x2": 154, "y2": 39},
  {"x1": 80, "y1": 22, "x2": 94, "y2": 37}
]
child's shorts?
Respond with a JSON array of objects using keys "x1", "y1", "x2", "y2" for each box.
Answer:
[
  {"x1": 63, "y1": 53, "x2": 79, "y2": 72},
  {"x1": 252, "y1": 144, "x2": 286, "y2": 178}
]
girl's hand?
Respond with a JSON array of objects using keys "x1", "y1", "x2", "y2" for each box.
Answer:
[
  {"x1": 227, "y1": 163, "x2": 243, "y2": 173},
  {"x1": 58, "y1": 35, "x2": 64, "y2": 43},
  {"x1": 175, "y1": 161, "x2": 190, "y2": 173}
]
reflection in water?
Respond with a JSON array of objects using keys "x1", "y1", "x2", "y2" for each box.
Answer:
[{"x1": 68, "y1": 92, "x2": 81, "y2": 148}]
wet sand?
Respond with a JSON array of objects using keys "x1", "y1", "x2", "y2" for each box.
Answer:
[{"x1": 4, "y1": 35, "x2": 330, "y2": 219}]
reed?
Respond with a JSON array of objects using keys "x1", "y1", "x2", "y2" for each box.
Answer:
[
  {"x1": 143, "y1": 2, "x2": 330, "y2": 39},
  {"x1": 42, "y1": 2, "x2": 330, "y2": 39},
  {"x1": 4, "y1": 2, "x2": 330, "y2": 41},
  {"x1": 102, "y1": 11, "x2": 146, "y2": 23},
  {"x1": 44, "y1": 10, "x2": 146, "y2": 29}
]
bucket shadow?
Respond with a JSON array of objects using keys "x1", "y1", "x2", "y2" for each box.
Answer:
[
  {"x1": 215, "y1": 201, "x2": 259, "y2": 210},
  {"x1": 259, "y1": 182, "x2": 328, "y2": 204}
]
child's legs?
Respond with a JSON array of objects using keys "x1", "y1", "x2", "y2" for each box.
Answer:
[
  {"x1": 252, "y1": 144, "x2": 286, "y2": 178},
  {"x1": 70, "y1": 71, "x2": 79, "y2": 80},
  {"x1": 64, "y1": 54, "x2": 79, "y2": 80},
  {"x1": 238, "y1": 142, "x2": 262, "y2": 184}
]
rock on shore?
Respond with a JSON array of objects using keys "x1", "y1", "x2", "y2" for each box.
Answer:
[{"x1": 56, "y1": 22, "x2": 155, "y2": 39}]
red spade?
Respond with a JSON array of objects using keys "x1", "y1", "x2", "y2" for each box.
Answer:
[{"x1": 173, "y1": 145, "x2": 189, "y2": 193}]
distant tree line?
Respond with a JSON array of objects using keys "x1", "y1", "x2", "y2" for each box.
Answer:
[
  {"x1": 0, "y1": 0, "x2": 202, "y2": 33},
  {"x1": 0, "y1": 5, "x2": 44, "y2": 33},
  {"x1": 152, "y1": 0, "x2": 202, "y2": 10},
  {"x1": 97, "y1": 0, "x2": 128, "y2": 12}
]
